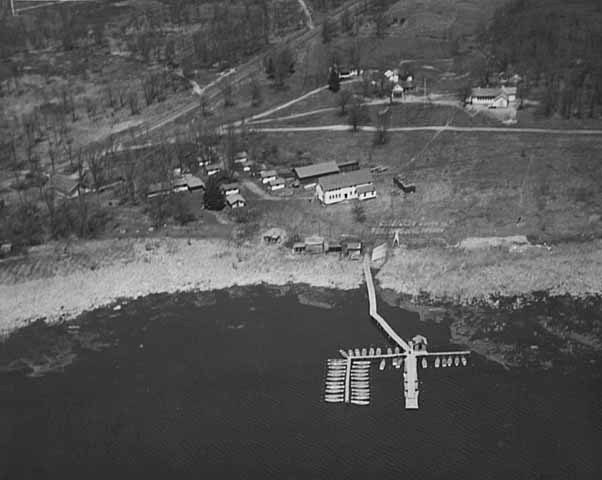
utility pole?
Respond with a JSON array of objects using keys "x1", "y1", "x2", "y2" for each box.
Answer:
[{"x1": 10, "y1": 0, "x2": 16, "y2": 16}]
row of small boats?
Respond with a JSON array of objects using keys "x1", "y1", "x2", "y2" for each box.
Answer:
[
  {"x1": 430, "y1": 356, "x2": 468, "y2": 368},
  {"x1": 345, "y1": 347, "x2": 404, "y2": 357}
]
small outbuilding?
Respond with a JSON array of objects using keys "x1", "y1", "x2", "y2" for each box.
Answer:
[
  {"x1": 267, "y1": 177, "x2": 286, "y2": 191},
  {"x1": 147, "y1": 182, "x2": 171, "y2": 199},
  {"x1": 226, "y1": 193, "x2": 246, "y2": 209},
  {"x1": 0, "y1": 242, "x2": 12, "y2": 257},
  {"x1": 48, "y1": 174, "x2": 80, "y2": 199},
  {"x1": 234, "y1": 151, "x2": 248, "y2": 164},
  {"x1": 182, "y1": 174, "x2": 205, "y2": 192},
  {"x1": 342, "y1": 239, "x2": 362, "y2": 260},
  {"x1": 304, "y1": 235, "x2": 325, "y2": 254},
  {"x1": 263, "y1": 227, "x2": 286, "y2": 245},
  {"x1": 411, "y1": 335, "x2": 428, "y2": 352},
  {"x1": 292, "y1": 242, "x2": 306, "y2": 253},
  {"x1": 220, "y1": 183, "x2": 240, "y2": 196},
  {"x1": 260, "y1": 169, "x2": 278, "y2": 184},
  {"x1": 206, "y1": 163, "x2": 222, "y2": 176}
]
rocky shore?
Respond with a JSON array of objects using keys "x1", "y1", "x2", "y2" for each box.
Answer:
[
  {"x1": 0, "y1": 237, "x2": 364, "y2": 334},
  {"x1": 2, "y1": 236, "x2": 602, "y2": 369}
]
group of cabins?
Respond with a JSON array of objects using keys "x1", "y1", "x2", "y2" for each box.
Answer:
[
  {"x1": 291, "y1": 235, "x2": 363, "y2": 260},
  {"x1": 147, "y1": 173, "x2": 206, "y2": 199}
]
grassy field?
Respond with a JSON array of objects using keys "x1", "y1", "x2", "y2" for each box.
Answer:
[
  {"x1": 250, "y1": 129, "x2": 602, "y2": 246},
  {"x1": 255, "y1": 101, "x2": 501, "y2": 128}
]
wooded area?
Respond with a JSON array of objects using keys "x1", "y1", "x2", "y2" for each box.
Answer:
[{"x1": 487, "y1": 0, "x2": 602, "y2": 118}]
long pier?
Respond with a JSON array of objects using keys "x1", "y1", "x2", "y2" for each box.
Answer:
[
  {"x1": 363, "y1": 255, "x2": 411, "y2": 353},
  {"x1": 323, "y1": 254, "x2": 470, "y2": 409}
]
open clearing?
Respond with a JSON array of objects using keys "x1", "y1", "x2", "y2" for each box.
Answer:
[{"x1": 253, "y1": 129, "x2": 602, "y2": 246}]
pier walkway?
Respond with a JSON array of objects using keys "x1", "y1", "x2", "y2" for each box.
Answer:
[{"x1": 363, "y1": 255, "x2": 411, "y2": 353}]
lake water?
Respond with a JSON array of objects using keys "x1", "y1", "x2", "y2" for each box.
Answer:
[{"x1": 1, "y1": 286, "x2": 601, "y2": 479}]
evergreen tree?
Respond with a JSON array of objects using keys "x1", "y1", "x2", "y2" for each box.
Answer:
[{"x1": 203, "y1": 176, "x2": 225, "y2": 211}]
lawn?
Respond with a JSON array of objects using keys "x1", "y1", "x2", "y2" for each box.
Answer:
[
  {"x1": 252, "y1": 129, "x2": 602, "y2": 247},
  {"x1": 254, "y1": 101, "x2": 500, "y2": 128}
]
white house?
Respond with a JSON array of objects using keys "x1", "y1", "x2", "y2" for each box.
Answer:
[
  {"x1": 260, "y1": 169, "x2": 277, "y2": 184},
  {"x1": 316, "y1": 169, "x2": 376, "y2": 205}
]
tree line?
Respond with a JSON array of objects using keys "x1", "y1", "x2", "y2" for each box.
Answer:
[{"x1": 486, "y1": 0, "x2": 602, "y2": 118}]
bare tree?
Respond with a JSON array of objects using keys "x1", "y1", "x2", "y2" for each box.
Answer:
[
  {"x1": 222, "y1": 77, "x2": 234, "y2": 107},
  {"x1": 348, "y1": 96, "x2": 368, "y2": 132},
  {"x1": 250, "y1": 76, "x2": 263, "y2": 107},
  {"x1": 337, "y1": 89, "x2": 353, "y2": 115}
]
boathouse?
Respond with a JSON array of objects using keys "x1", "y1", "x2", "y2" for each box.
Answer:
[
  {"x1": 316, "y1": 169, "x2": 376, "y2": 205},
  {"x1": 411, "y1": 334, "x2": 428, "y2": 352}
]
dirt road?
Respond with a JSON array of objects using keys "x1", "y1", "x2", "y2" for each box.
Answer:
[{"x1": 250, "y1": 124, "x2": 602, "y2": 135}]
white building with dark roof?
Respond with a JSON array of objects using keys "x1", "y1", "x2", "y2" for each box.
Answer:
[{"x1": 316, "y1": 169, "x2": 376, "y2": 205}]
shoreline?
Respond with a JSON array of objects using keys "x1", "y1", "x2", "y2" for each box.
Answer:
[
  {"x1": 0, "y1": 237, "x2": 365, "y2": 335},
  {"x1": 2, "y1": 237, "x2": 602, "y2": 365}
]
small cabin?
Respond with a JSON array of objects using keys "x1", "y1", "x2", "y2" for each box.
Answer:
[
  {"x1": 267, "y1": 177, "x2": 286, "y2": 191},
  {"x1": 234, "y1": 151, "x2": 248, "y2": 164},
  {"x1": 147, "y1": 182, "x2": 171, "y2": 199},
  {"x1": 292, "y1": 242, "x2": 306, "y2": 253},
  {"x1": 206, "y1": 164, "x2": 221, "y2": 176},
  {"x1": 304, "y1": 235, "x2": 325, "y2": 254},
  {"x1": 226, "y1": 193, "x2": 246, "y2": 209},
  {"x1": 220, "y1": 183, "x2": 240, "y2": 196},
  {"x1": 342, "y1": 239, "x2": 362, "y2": 260},
  {"x1": 263, "y1": 228, "x2": 284, "y2": 244},
  {"x1": 183, "y1": 174, "x2": 205, "y2": 193},
  {"x1": 260, "y1": 170, "x2": 278, "y2": 184},
  {"x1": 0, "y1": 242, "x2": 12, "y2": 257},
  {"x1": 327, "y1": 241, "x2": 342, "y2": 253}
]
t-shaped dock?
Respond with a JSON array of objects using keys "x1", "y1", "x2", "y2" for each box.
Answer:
[{"x1": 323, "y1": 255, "x2": 471, "y2": 409}]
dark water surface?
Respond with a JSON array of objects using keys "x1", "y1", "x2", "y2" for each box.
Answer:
[{"x1": 1, "y1": 286, "x2": 601, "y2": 479}]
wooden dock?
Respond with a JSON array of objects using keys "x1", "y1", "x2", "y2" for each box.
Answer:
[
  {"x1": 323, "y1": 255, "x2": 471, "y2": 410},
  {"x1": 362, "y1": 255, "x2": 411, "y2": 353}
]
